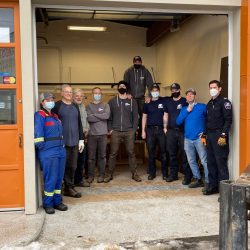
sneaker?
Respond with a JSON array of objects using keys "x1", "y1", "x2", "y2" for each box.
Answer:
[
  {"x1": 104, "y1": 175, "x2": 113, "y2": 183},
  {"x1": 148, "y1": 175, "x2": 156, "y2": 180},
  {"x1": 166, "y1": 176, "x2": 178, "y2": 182},
  {"x1": 75, "y1": 181, "x2": 90, "y2": 187},
  {"x1": 203, "y1": 187, "x2": 219, "y2": 195},
  {"x1": 44, "y1": 207, "x2": 55, "y2": 214},
  {"x1": 87, "y1": 176, "x2": 94, "y2": 183},
  {"x1": 97, "y1": 176, "x2": 104, "y2": 183},
  {"x1": 64, "y1": 188, "x2": 82, "y2": 198},
  {"x1": 132, "y1": 174, "x2": 142, "y2": 182},
  {"x1": 188, "y1": 179, "x2": 204, "y2": 188},
  {"x1": 54, "y1": 203, "x2": 68, "y2": 211}
]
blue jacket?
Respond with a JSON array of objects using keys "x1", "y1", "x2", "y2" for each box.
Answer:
[
  {"x1": 34, "y1": 109, "x2": 65, "y2": 158},
  {"x1": 176, "y1": 103, "x2": 206, "y2": 140}
]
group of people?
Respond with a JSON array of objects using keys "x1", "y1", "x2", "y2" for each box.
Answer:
[{"x1": 34, "y1": 56, "x2": 232, "y2": 214}]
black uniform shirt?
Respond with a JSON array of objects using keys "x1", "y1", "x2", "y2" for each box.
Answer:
[
  {"x1": 165, "y1": 97, "x2": 187, "y2": 129},
  {"x1": 206, "y1": 95, "x2": 232, "y2": 134}
]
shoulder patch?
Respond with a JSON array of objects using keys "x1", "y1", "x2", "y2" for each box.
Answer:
[
  {"x1": 38, "y1": 110, "x2": 46, "y2": 117},
  {"x1": 224, "y1": 102, "x2": 232, "y2": 110}
]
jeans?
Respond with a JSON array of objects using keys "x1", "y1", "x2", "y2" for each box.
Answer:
[
  {"x1": 64, "y1": 145, "x2": 78, "y2": 188},
  {"x1": 107, "y1": 130, "x2": 138, "y2": 175},
  {"x1": 184, "y1": 138, "x2": 209, "y2": 183},
  {"x1": 87, "y1": 134, "x2": 107, "y2": 177},
  {"x1": 146, "y1": 126, "x2": 167, "y2": 177},
  {"x1": 167, "y1": 129, "x2": 192, "y2": 180}
]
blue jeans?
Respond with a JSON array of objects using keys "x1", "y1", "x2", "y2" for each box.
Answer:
[{"x1": 184, "y1": 138, "x2": 209, "y2": 183}]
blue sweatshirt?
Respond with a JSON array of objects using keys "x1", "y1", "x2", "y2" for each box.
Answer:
[{"x1": 176, "y1": 103, "x2": 206, "y2": 140}]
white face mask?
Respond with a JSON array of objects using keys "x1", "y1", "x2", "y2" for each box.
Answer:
[
  {"x1": 209, "y1": 88, "x2": 219, "y2": 97},
  {"x1": 151, "y1": 91, "x2": 159, "y2": 98},
  {"x1": 44, "y1": 101, "x2": 55, "y2": 110}
]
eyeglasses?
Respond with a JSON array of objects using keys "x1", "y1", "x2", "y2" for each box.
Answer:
[{"x1": 63, "y1": 91, "x2": 72, "y2": 94}]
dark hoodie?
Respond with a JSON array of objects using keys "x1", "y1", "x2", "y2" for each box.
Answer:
[{"x1": 124, "y1": 65, "x2": 153, "y2": 99}]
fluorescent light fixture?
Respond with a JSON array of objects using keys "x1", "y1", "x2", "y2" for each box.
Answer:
[{"x1": 67, "y1": 26, "x2": 107, "y2": 31}]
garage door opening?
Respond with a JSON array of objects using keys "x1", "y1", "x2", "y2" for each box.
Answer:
[{"x1": 34, "y1": 7, "x2": 230, "y2": 198}]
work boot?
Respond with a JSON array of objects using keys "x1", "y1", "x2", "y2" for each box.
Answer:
[
  {"x1": 54, "y1": 203, "x2": 68, "y2": 211},
  {"x1": 188, "y1": 179, "x2": 204, "y2": 188},
  {"x1": 87, "y1": 176, "x2": 94, "y2": 183},
  {"x1": 44, "y1": 207, "x2": 55, "y2": 214},
  {"x1": 162, "y1": 176, "x2": 168, "y2": 181},
  {"x1": 202, "y1": 183, "x2": 209, "y2": 193},
  {"x1": 75, "y1": 181, "x2": 90, "y2": 187},
  {"x1": 148, "y1": 174, "x2": 156, "y2": 180},
  {"x1": 203, "y1": 187, "x2": 219, "y2": 195},
  {"x1": 97, "y1": 176, "x2": 104, "y2": 183},
  {"x1": 132, "y1": 173, "x2": 142, "y2": 182},
  {"x1": 104, "y1": 174, "x2": 113, "y2": 183},
  {"x1": 64, "y1": 187, "x2": 82, "y2": 198},
  {"x1": 166, "y1": 176, "x2": 178, "y2": 182},
  {"x1": 182, "y1": 178, "x2": 192, "y2": 185}
]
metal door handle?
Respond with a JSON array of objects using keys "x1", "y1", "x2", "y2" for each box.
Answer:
[{"x1": 19, "y1": 134, "x2": 23, "y2": 147}]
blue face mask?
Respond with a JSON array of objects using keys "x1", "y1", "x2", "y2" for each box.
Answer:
[
  {"x1": 151, "y1": 91, "x2": 159, "y2": 98},
  {"x1": 93, "y1": 94, "x2": 101, "y2": 101},
  {"x1": 44, "y1": 101, "x2": 55, "y2": 110}
]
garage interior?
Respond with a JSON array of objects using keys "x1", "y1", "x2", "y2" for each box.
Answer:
[{"x1": 35, "y1": 8, "x2": 229, "y2": 183}]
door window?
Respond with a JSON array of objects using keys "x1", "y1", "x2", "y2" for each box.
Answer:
[
  {"x1": 0, "y1": 89, "x2": 16, "y2": 124},
  {"x1": 0, "y1": 8, "x2": 14, "y2": 43}
]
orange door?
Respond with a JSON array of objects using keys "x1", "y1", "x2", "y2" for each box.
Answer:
[{"x1": 0, "y1": 3, "x2": 24, "y2": 210}]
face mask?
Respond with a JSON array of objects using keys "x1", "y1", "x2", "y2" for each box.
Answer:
[
  {"x1": 210, "y1": 88, "x2": 219, "y2": 97},
  {"x1": 171, "y1": 92, "x2": 180, "y2": 98},
  {"x1": 93, "y1": 94, "x2": 101, "y2": 101},
  {"x1": 151, "y1": 91, "x2": 159, "y2": 98},
  {"x1": 118, "y1": 88, "x2": 127, "y2": 94},
  {"x1": 44, "y1": 101, "x2": 55, "y2": 110},
  {"x1": 134, "y1": 64, "x2": 141, "y2": 69}
]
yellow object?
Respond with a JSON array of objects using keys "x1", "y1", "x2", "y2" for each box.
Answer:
[{"x1": 218, "y1": 137, "x2": 227, "y2": 146}]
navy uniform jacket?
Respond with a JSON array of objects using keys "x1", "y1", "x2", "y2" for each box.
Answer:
[{"x1": 206, "y1": 95, "x2": 232, "y2": 135}]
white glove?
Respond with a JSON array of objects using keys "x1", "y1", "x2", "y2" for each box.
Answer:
[{"x1": 78, "y1": 140, "x2": 85, "y2": 153}]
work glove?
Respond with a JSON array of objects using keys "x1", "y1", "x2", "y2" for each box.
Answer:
[
  {"x1": 78, "y1": 140, "x2": 85, "y2": 153},
  {"x1": 218, "y1": 134, "x2": 227, "y2": 146},
  {"x1": 199, "y1": 133, "x2": 207, "y2": 146}
]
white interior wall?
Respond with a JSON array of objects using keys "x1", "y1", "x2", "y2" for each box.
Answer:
[
  {"x1": 156, "y1": 15, "x2": 228, "y2": 103},
  {"x1": 37, "y1": 19, "x2": 156, "y2": 85}
]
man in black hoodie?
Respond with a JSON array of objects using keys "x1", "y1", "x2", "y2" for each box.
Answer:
[
  {"x1": 104, "y1": 81, "x2": 142, "y2": 182},
  {"x1": 124, "y1": 56, "x2": 154, "y2": 139}
]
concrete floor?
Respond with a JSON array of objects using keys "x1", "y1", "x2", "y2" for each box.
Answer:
[{"x1": 1, "y1": 164, "x2": 222, "y2": 249}]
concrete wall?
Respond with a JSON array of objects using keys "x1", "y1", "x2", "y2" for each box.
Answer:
[
  {"x1": 36, "y1": 19, "x2": 156, "y2": 84},
  {"x1": 155, "y1": 15, "x2": 228, "y2": 102}
]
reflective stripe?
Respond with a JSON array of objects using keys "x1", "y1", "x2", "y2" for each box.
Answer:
[
  {"x1": 34, "y1": 137, "x2": 44, "y2": 143},
  {"x1": 44, "y1": 191, "x2": 54, "y2": 197},
  {"x1": 54, "y1": 189, "x2": 61, "y2": 194}
]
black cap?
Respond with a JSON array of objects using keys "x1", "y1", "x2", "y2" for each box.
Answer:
[
  {"x1": 170, "y1": 83, "x2": 181, "y2": 90},
  {"x1": 185, "y1": 88, "x2": 196, "y2": 95},
  {"x1": 150, "y1": 83, "x2": 160, "y2": 91},
  {"x1": 117, "y1": 80, "x2": 128, "y2": 89},
  {"x1": 133, "y1": 56, "x2": 142, "y2": 62}
]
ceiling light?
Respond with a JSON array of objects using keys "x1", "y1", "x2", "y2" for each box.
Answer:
[{"x1": 67, "y1": 26, "x2": 107, "y2": 31}]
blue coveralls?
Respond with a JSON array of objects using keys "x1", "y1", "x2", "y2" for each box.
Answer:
[{"x1": 34, "y1": 109, "x2": 66, "y2": 208}]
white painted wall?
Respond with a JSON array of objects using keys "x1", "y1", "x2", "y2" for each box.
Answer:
[
  {"x1": 155, "y1": 15, "x2": 228, "y2": 103},
  {"x1": 36, "y1": 19, "x2": 156, "y2": 84}
]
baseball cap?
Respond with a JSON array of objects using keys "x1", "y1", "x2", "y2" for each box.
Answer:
[
  {"x1": 40, "y1": 92, "x2": 54, "y2": 102},
  {"x1": 185, "y1": 88, "x2": 196, "y2": 95},
  {"x1": 170, "y1": 83, "x2": 181, "y2": 90},
  {"x1": 117, "y1": 80, "x2": 128, "y2": 88},
  {"x1": 133, "y1": 56, "x2": 142, "y2": 62},
  {"x1": 150, "y1": 83, "x2": 160, "y2": 91}
]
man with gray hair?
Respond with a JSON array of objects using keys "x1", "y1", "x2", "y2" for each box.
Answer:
[
  {"x1": 52, "y1": 84, "x2": 85, "y2": 198},
  {"x1": 73, "y1": 88, "x2": 90, "y2": 187}
]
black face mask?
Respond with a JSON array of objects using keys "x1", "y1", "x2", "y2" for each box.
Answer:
[
  {"x1": 118, "y1": 88, "x2": 127, "y2": 94},
  {"x1": 134, "y1": 64, "x2": 141, "y2": 69},
  {"x1": 171, "y1": 91, "x2": 180, "y2": 98}
]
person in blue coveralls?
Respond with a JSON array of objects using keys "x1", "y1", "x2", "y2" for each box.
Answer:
[{"x1": 34, "y1": 92, "x2": 68, "y2": 214}]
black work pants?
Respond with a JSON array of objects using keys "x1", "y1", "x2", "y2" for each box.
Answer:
[
  {"x1": 135, "y1": 98, "x2": 144, "y2": 139},
  {"x1": 146, "y1": 126, "x2": 167, "y2": 177},
  {"x1": 167, "y1": 129, "x2": 192, "y2": 180},
  {"x1": 74, "y1": 146, "x2": 87, "y2": 184},
  {"x1": 207, "y1": 130, "x2": 229, "y2": 189}
]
